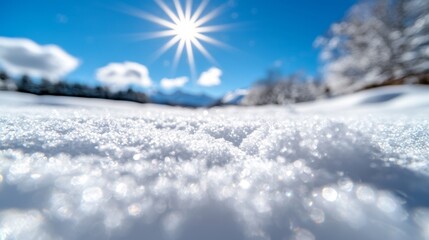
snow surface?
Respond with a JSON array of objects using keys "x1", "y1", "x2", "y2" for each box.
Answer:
[{"x1": 1, "y1": 86, "x2": 429, "y2": 240}]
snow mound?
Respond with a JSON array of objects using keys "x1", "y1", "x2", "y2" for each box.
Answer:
[
  {"x1": 0, "y1": 88, "x2": 429, "y2": 240},
  {"x1": 296, "y1": 85, "x2": 429, "y2": 113}
]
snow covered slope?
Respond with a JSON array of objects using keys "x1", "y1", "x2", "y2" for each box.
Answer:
[
  {"x1": 0, "y1": 86, "x2": 429, "y2": 240},
  {"x1": 295, "y1": 85, "x2": 429, "y2": 114}
]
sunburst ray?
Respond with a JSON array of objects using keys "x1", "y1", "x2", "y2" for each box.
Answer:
[
  {"x1": 185, "y1": 39, "x2": 196, "y2": 76},
  {"x1": 185, "y1": 0, "x2": 193, "y2": 21},
  {"x1": 155, "y1": 0, "x2": 180, "y2": 24},
  {"x1": 173, "y1": 0, "x2": 186, "y2": 20},
  {"x1": 191, "y1": 38, "x2": 216, "y2": 64},
  {"x1": 194, "y1": 4, "x2": 225, "y2": 27},
  {"x1": 195, "y1": 33, "x2": 228, "y2": 48},
  {"x1": 119, "y1": 5, "x2": 176, "y2": 29},
  {"x1": 173, "y1": 39, "x2": 186, "y2": 70},
  {"x1": 154, "y1": 35, "x2": 181, "y2": 59},
  {"x1": 190, "y1": 0, "x2": 209, "y2": 22},
  {"x1": 127, "y1": 30, "x2": 177, "y2": 40}
]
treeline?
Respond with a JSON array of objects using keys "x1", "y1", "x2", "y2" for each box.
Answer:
[
  {"x1": 242, "y1": 71, "x2": 326, "y2": 106},
  {"x1": 244, "y1": 0, "x2": 429, "y2": 105},
  {"x1": 0, "y1": 72, "x2": 149, "y2": 103}
]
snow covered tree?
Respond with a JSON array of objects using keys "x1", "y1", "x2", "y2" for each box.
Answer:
[
  {"x1": 242, "y1": 71, "x2": 323, "y2": 106},
  {"x1": 241, "y1": 69, "x2": 280, "y2": 106},
  {"x1": 318, "y1": 0, "x2": 429, "y2": 95}
]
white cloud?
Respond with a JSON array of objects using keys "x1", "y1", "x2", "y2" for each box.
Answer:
[
  {"x1": 96, "y1": 62, "x2": 152, "y2": 92},
  {"x1": 197, "y1": 67, "x2": 222, "y2": 87},
  {"x1": 0, "y1": 36, "x2": 79, "y2": 81},
  {"x1": 160, "y1": 77, "x2": 188, "y2": 90}
]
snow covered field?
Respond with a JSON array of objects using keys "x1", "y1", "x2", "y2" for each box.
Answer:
[{"x1": 1, "y1": 86, "x2": 429, "y2": 240}]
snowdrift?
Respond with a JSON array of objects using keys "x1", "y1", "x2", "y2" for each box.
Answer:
[
  {"x1": 295, "y1": 85, "x2": 429, "y2": 113},
  {"x1": 0, "y1": 86, "x2": 428, "y2": 240}
]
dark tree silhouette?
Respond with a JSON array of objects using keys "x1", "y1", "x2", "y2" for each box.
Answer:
[
  {"x1": 39, "y1": 78, "x2": 53, "y2": 95},
  {"x1": 0, "y1": 71, "x2": 8, "y2": 82},
  {"x1": 2, "y1": 73, "x2": 149, "y2": 104},
  {"x1": 16, "y1": 75, "x2": 33, "y2": 93}
]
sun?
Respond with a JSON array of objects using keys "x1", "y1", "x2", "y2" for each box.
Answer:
[
  {"x1": 120, "y1": 0, "x2": 231, "y2": 76},
  {"x1": 174, "y1": 19, "x2": 198, "y2": 41}
]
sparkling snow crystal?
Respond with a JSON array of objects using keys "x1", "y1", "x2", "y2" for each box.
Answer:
[{"x1": 0, "y1": 90, "x2": 429, "y2": 240}]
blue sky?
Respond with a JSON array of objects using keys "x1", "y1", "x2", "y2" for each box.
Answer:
[{"x1": 1, "y1": 0, "x2": 356, "y2": 96}]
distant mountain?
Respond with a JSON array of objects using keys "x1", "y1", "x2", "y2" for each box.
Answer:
[
  {"x1": 211, "y1": 89, "x2": 248, "y2": 107},
  {"x1": 149, "y1": 90, "x2": 217, "y2": 108},
  {"x1": 222, "y1": 89, "x2": 248, "y2": 105}
]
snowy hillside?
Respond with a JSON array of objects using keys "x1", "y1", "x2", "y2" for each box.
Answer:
[
  {"x1": 0, "y1": 86, "x2": 429, "y2": 240},
  {"x1": 295, "y1": 85, "x2": 429, "y2": 114}
]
